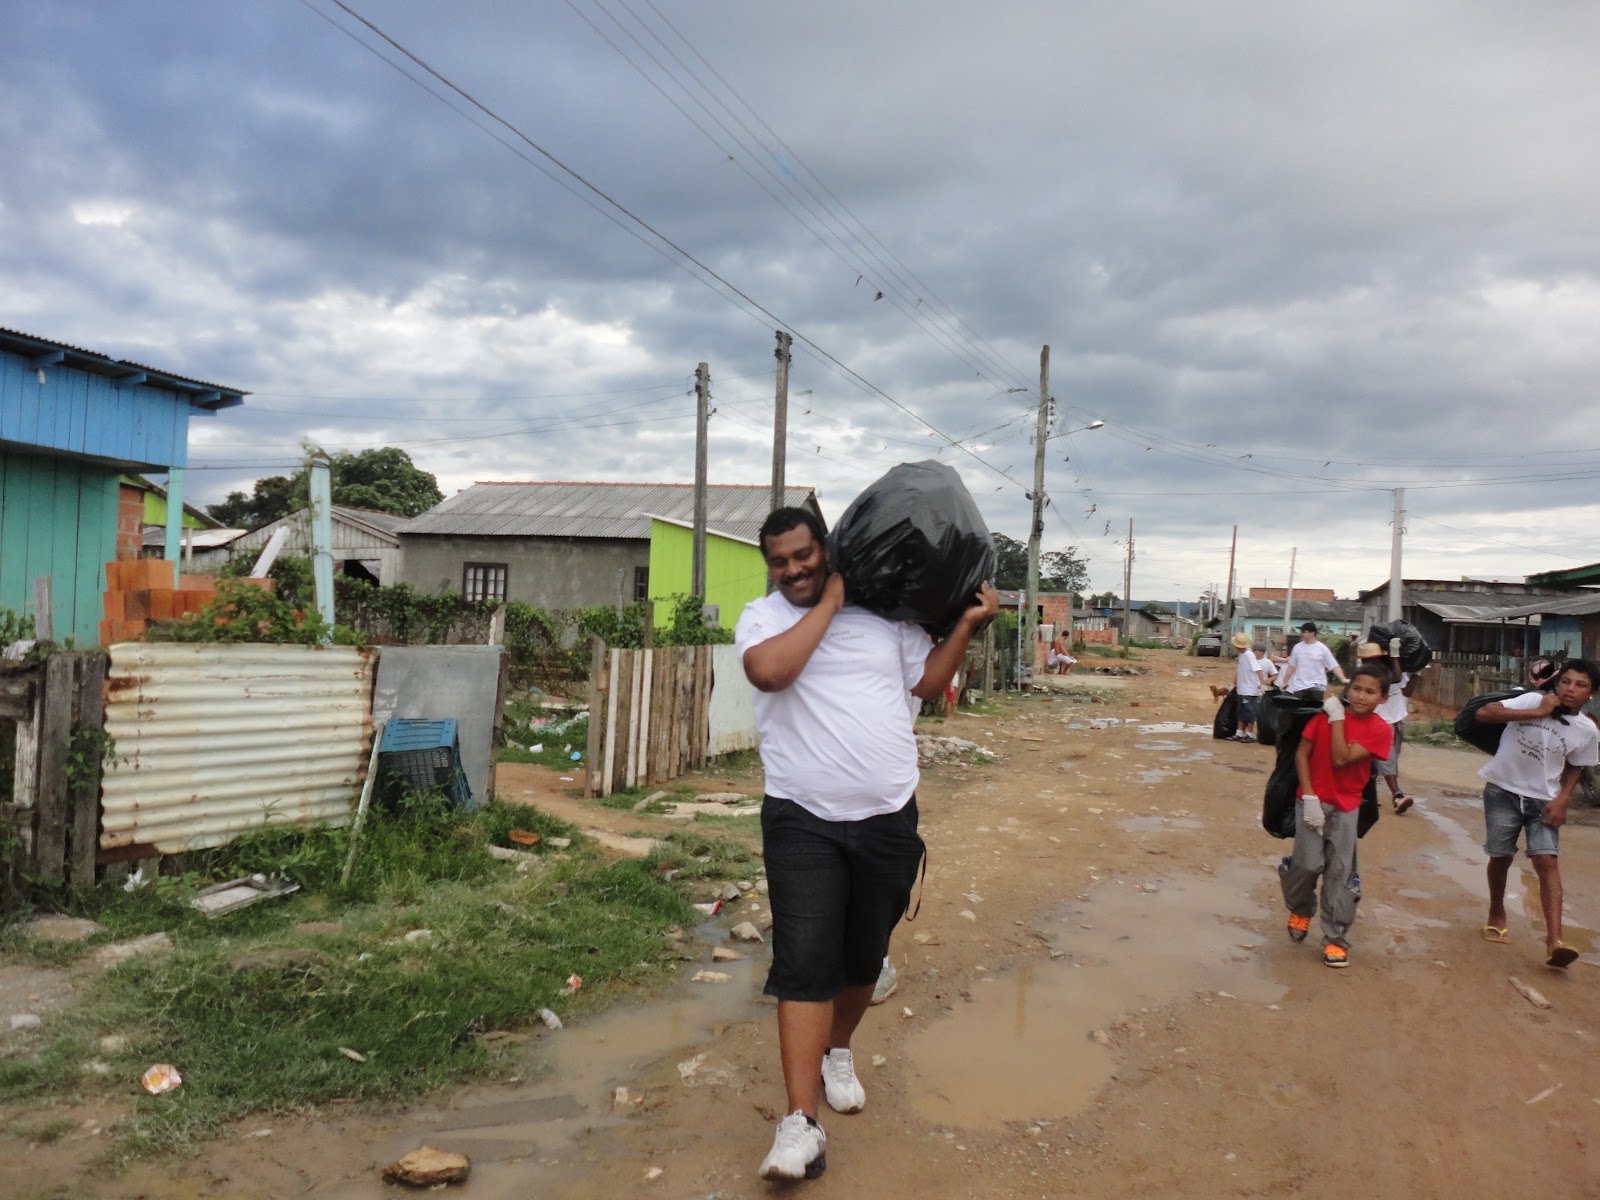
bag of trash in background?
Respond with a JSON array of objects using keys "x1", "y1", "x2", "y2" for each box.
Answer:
[
  {"x1": 1212, "y1": 689, "x2": 1240, "y2": 740},
  {"x1": 828, "y1": 460, "x2": 997, "y2": 636},
  {"x1": 1368, "y1": 620, "x2": 1433, "y2": 673},
  {"x1": 1256, "y1": 688, "x2": 1290, "y2": 748},
  {"x1": 1455, "y1": 689, "x2": 1531, "y2": 754},
  {"x1": 1262, "y1": 697, "x2": 1385, "y2": 840}
]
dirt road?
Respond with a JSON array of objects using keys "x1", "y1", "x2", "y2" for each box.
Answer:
[{"x1": 11, "y1": 649, "x2": 1600, "y2": 1198}]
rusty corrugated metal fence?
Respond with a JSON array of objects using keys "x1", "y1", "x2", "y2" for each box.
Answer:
[{"x1": 101, "y1": 643, "x2": 376, "y2": 853}]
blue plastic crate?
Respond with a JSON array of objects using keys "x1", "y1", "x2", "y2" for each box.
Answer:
[{"x1": 378, "y1": 718, "x2": 474, "y2": 809}]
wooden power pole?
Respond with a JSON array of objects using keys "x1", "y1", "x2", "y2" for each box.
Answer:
[
  {"x1": 770, "y1": 331, "x2": 791, "y2": 514},
  {"x1": 1224, "y1": 523, "x2": 1237, "y2": 634},
  {"x1": 1121, "y1": 517, "x2": 1134, "y2": 645},
  {"x1": 1023, "y1": 345, "x2": 1050, "y2": 684},
  {"x1": 693, "y1": 362, "x2": 709, "y2": 600}
]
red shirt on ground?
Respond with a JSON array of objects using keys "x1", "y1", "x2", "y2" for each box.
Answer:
[{"x1": 1298, "y1": 711, "x2": 1393, "y2": 812}]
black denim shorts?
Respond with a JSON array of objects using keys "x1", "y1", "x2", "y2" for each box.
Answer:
[{"x1": 760, "y1": 794, "x2": 926, "y2": 1002}]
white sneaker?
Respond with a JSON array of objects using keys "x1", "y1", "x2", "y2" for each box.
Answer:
[
  {"x1": 869, "y1": 958, "x2": 898, "y2": 1005},
  {"x1": 758, "y1": 1109, "x2": 827, "y2": 1180},
  {"x1": 821, "y1": 1047, "x2": 866, "y2": 1114}
]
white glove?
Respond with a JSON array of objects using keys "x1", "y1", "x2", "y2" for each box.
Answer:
[
  {"x1": 1300, "y1": 795, "x2": 1326, "y2": 831},
  {"x1": 1388, "y1": 637, "x2": 1401, "y2": 659},
  {"x1": 1322, "y1": 695, "x2": 1345, "y2": 722}
]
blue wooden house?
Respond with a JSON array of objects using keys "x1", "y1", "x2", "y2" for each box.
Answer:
[{"x1": 0, "y1": 328, "x2": 245, "y2": 644}]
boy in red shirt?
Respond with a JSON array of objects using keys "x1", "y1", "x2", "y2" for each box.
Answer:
[{"x1": 1280, "y1": 666, "x2": 1393, "y2": 968}]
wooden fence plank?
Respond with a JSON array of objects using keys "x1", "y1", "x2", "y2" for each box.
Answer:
[
  {"x1": 585, "y1": 637, "x2": 607, "y2": 797},
  {"x1": 0, "y1": 671, "x2": 36, "y2": 722},
  {"x1": 602, "y1": 649, "x2": 621, "y2": 797},
  {"x1": 68, "y1": 654, "x2": 107, "y2": 886},
  {"x1": 32, "y1": 654, "x2": 76, "y2": 884}
]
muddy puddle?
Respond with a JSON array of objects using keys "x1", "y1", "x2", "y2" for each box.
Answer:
[
  {"x1": 904, "y1": 862, "x2": 1283, "y2": 1129},
  {"x1": 163, "y1": 953, "x2": 769, "y2": 1200}
]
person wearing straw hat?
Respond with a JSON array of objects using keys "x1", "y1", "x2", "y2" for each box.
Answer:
[
  {"x1": 1233, "y1": 632, "x2": 1270, "y2": 742},
  {"x1": 1358, "y1": 640, "x2": 1417, "y2": 813}
]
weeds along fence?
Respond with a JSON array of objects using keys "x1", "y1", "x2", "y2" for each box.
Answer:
[
  {"x1": 2, "y1": 652, "x2": 108, "y2": 912},
  {"x1": 1411, "y1": 660, "x2": 1522, "y2": 712}
]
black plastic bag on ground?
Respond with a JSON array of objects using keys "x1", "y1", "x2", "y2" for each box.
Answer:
[
  {"x1": 828, "y1": 461, "x2": 997, "y2": 636},
  {"x1": 1213, "y1": 689, "x2": 1239, "y2": 740},
  {"x1": 1369, "y1": 620, "x2": 1433, "y2": 673},
  {"x1": 1455, "y1": 689, "x2": 1528, "y2": 754}
]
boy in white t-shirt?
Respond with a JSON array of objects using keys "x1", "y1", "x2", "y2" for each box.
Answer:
[
  {"x1": 1231, "y1": 632, "x2": 1268, "y2": 742},
  {"x1": 1473, "y1": 660, "x2": 1600, "y2": 968}
]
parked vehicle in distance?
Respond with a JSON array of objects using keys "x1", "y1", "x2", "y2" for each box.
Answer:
[{"x1": 1196, "y1": 634, "x2": 1223, "y2": 657}]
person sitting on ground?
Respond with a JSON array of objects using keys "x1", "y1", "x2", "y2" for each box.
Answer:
[
  {"x1": 1280, "y1": 666, "x2": 1393, "y2": 969},
  {"x1": 1358, "y1": 640, "x2": 1419, "y2": 814},
  {"x1": 1046, "y1": 631, "x2": 1077, "y2": 675},
  {"x1": 1232, "y1": 632, "x2": 1269, "y2": 742},
  {"x1": 1278, "y1": 621, "x2": 1348, "y2": 701},
  {"x1": 1472, "y1": 659, "x2": 1600, "y2": 968}
]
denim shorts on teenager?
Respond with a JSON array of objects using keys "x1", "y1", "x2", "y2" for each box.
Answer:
[
  {"x1": 1237, "y1": 695, "x2": 1259, "y2": 724},
  {"x1": 760, "y1": 794, "x2": 926, "y2": 1002},
  {"x1": 1483, "y1": 782, "x2": 1560, "y2": 858}
]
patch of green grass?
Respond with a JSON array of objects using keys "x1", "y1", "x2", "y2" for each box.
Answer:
[
  {"x1": 0, "y1": 796, "x2": 691, "y2": 1158},
  {"x1": 1406, "y1": 718, "x2": 1459, "y2": 747},
  {"x1": 1074, "y1": 643, "x2": 1141, "y2": 659},
  {"x1": 645, "y1": 830, "x2": 758, "y2": 881}
]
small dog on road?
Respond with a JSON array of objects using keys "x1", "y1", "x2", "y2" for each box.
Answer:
[{"x1": 1209, "y1": 684, "x2": 1231, "y2": 701}]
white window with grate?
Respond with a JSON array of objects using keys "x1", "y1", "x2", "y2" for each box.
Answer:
[{"x1": 463, "y1": 562, "x2": 508, "y2": 603}]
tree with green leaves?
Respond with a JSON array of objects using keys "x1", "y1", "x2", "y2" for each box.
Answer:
[
  {"x1": 990, "y1": 532, "x2": 1089, "y2": 594},
  {"x1": 206, "y1": 447, "x2": 444, "y2": 529}
]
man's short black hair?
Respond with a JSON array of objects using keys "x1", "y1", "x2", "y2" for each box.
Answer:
[
  {"x1": 1300, "y1": 622, "x2": 1318, "y2": 633},
  {"x1": 759, "y1": 506, "x2": 827, "y2": 555},
  {"x1": 1557, "y1": 659, "x2": 1600, "y2": 691}
]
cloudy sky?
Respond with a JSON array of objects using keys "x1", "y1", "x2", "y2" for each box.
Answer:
[{"x1": 5, "y1": 1, "x2": 1600, "y2": 601}]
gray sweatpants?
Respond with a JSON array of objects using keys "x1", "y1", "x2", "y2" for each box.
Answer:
[{"x1": 1278, "y1": 804, "x2": 1359, "y2": 949}]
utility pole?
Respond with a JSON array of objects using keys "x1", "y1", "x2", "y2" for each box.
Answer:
[
  {"x1": 1282, "y1": 546, "x2": 1297, "y2": 645},
  {"x1": 1023, "y1": 345, "x2": 1050, "y2": 683},
  {"x1": 692, "y1": 362, "x2": 709, "y2": 600},
  {"x1": 1121, "y1": 518, "x2": 1134, "y2": 646},
  {"x1": 770, "y1": 331, "x2": 791, "y2": 514},
  {"x1": 1388, "y1": 488, "x2": 1405, "y2": 623},
  {"x1": 1224, "y1": 525, "x2": 1237, "y2": 634}
]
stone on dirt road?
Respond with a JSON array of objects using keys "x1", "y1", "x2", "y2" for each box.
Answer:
[
  {"x1": 90, "y1": 932, "x2": 173, "y2": 970},
  {"x1": 712, "y1": 946, "x2": 744, "y2": 962},
  {"x1": 695, "y1": 792, "x2": 749, "y2": 803},
  {"x1": 25, "y1": 915, "x2": 104, "y2": 943},
  {"x1": 692, "y1": 970, "x2": 732, "y2": 984},
  {"x1": 729, "y1": 921, "x2": 764, "y2": 942},
  {"x1": 381, "y1": 1146, "x2": 471, "y2": 1187},
  {"x1": 719, "y1": 883, "x2": 743, "y2": 901}
]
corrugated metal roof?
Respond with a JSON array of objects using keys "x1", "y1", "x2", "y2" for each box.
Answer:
[
  {"x1": 0, "y1": 326, "x2": 246, "y2": 409},
  {"x1": 101, "y1": 643, "x2": 375, "y2": 853},
  {"x1": 1407, "y1": 590, "x2": 1561, "y2": 623},
  {"x1": 1233, "y1": 597, "x2": 1364, "y2": 621},
  {"x1": 396, "y1": 482, "x2": 819, "y2": 541},
  {"x1": 1473, "y1": 592, "x2": 1600, "y2": 620}
]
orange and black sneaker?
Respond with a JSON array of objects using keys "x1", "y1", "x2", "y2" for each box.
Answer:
[
  {"x1": 1323, "y1": 945, "x2": 1350, "y2": 969},
  {"x1": 1286, "y1": 914, "x2": 1311, "y2": 943}
]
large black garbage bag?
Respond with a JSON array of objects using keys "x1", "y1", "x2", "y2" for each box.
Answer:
[
  {"x1": 1213, "y1": 689, "x2": 1240, "y2": 740},
  {"x1": 1257, "y1": 688, "x2": 1291, "y2": 748},
  {"x1": 1455, "y1": 689, "x2": 1531, "y2": 754},
  {"x1": 828, "y1": 461, "x2": 997, "y2": 636},
  {"x1": 1265, "y1": 699, "x2": 1388, "y2": 840},
  {"x1": 1369, "y1": 620, "x2": 1433, "y2": 673}
]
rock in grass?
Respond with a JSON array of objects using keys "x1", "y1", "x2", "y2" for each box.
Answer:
[{"x1": 381, "y1": 1146, "x2": 470, "y2": 1187}]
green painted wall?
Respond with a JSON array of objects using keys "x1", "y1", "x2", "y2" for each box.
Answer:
[
  {"x1": 648, "y1": 520, "x2": 769, "y2": 630},
  {"x1": 138, "y1": 488, "x2": 206, "y2": 529},
  {"x1": 1, "y1": 450, "x2": 119, "y2": 645}
]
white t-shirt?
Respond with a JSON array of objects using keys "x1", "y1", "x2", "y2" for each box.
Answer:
[
  {"x1": 734, "y1": 593, "x2": 932, "y2": 821},
  {"x1": 1479, "y1": 690, "x2": 1600, "y2": 801},
  {"x1": 1376, "y1": 672, "x2": 1410, "y2": 725},
  {"x1": 1235, "y1": 650, "x2": 1267, "y2": 697},
  {"x1": 1283, "y1": 641, "x2": 1339, "y2": 692}
]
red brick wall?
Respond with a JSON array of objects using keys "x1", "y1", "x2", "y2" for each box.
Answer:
[
  {"x1": 116, "y1": 484, "x2": 144, "y2": 561},
  {"x1": 1248, "y1": 587, "x2": 1335, "y2": 602}
]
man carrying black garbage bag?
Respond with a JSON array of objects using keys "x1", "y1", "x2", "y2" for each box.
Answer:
[{"x1": 736, "y1": 506, "x2": 998, "y2": 1183}]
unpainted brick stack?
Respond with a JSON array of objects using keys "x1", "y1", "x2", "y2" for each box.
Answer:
[{"x1": 100, "y1": 562, "x2": 276, "y2": 644}]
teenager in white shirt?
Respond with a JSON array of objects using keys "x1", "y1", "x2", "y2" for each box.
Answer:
[
  {"x1": 1358, "y1": 641, "x2": 1418, "y2": 814},
  {"x1": 1279, "y1": 622, "x2": 1348, "y2": 698},
  {"x1": 1231, "y1": 632, "x2": 1269, "y2": 741}
]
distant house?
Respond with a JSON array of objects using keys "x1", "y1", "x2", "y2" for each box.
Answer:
[
  {"x1": 1357, "y1": 578, "x2": 1581, "y2": 660},
  {"x1": 1229, "y1": 596, "x2": 1364, "y2": 653},
  {"x1": 396, "y1": 481, "x2": 822, "y2": 615},
  {"x1": 0, "y1": 327, "x2": 244, "y2": 643},
  {"x1": 191, "y1": 506, "x2": 407, "y2": 583}
]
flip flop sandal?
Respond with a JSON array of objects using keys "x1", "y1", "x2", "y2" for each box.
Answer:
[
  {"x1": 1546, "y1": 942, "x2": 1579, "y2": 969},
  {"x1": 1393, "y1": 794, "x2": 1414, "y2": 815},
  {"x1": 1481, "y1": 925, "x2": 1509, "y2": 944}
]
